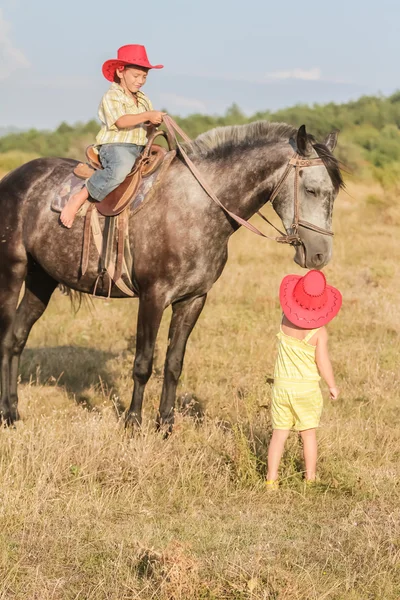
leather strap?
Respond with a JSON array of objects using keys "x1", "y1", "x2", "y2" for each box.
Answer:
[
  {"x1": 298, "y1": 220, "x2": 334, "y2": 236},
  {"x1": 81, "y1": 203, "x2": 94, "y2": 276},
  {"x1": 90, "y1": 210, "x2": 136, "y2": 297},
  {"x1": 163, "y1": 115, "x2": 282, "y2": 240},
  {"x1": 80, "y1": 207, "x2": 136, "y2": 298},
  {"x1": 114, "y1": 210, "x2": 126, "y2": 283}
]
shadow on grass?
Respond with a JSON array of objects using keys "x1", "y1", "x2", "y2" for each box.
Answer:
[
  {"x1": 176, "y1": 392, "x2": 205, "y2": 422},
  {"x1": 20, "y1": 346, "x2": 206, "y2": 422},
  {"x1": 20, "y1": 345, "x2": 121, "y2": 410}
]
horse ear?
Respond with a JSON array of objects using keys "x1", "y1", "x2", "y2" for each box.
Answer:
[
  {"x1": 324, "y1": 130, "x2": 339, "y2": 152},
  {"x1": 296, "y1": 125, "x2": 313, "y2": 157}
]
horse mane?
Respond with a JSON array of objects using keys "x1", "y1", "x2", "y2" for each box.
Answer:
[
  {"x1": 184, "y1": 121, "x2": 297, "y2": 159},
  {"x1": 183, "y1": 120, "x2": 344, "y2": 192}
]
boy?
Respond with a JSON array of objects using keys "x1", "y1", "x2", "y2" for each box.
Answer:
[{"x1": 60, "y1": 44, "x2": 165, "y2": 228}]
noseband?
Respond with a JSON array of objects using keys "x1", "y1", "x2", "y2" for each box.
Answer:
[{"x1": 162, "y1": 116, "x2": 334, "y2": 246}]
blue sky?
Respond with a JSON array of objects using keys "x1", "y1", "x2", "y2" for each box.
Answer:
[{"x1": 1, "y1": 0, "x2": 399, "y2": 129}]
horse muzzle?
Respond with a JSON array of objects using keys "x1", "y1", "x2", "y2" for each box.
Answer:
[{"x1": 294, "y1": 237, "x2": 333, "y2": 269}]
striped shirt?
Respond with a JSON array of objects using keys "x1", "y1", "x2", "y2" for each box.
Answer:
[{"x1": 95, "y1": 82, "x2": 153, "y2": 147}]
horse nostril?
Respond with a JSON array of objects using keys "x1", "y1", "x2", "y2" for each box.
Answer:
[{"x1": 314, "y1": 253, "x2": 325, "y2": 267}]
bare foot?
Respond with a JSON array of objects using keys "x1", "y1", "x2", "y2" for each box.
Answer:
[{"x1": 60, "y1": 187, "x2": 89, "y2": 228}]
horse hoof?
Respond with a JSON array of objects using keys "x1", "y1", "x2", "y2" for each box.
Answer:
[
  {"x1": 124, "y1": 412, "x2": 142, "y2": 431},
  {"x1": 0, "y1": 411, "x2": 18, "y2": 428},
  {"x1": 155, "y1": 419, "x2": 174, "y2": 439}
]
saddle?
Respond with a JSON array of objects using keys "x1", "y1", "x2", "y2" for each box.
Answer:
[
  {"x1": 74, "y1": 128, "x2": 175, "y2": 217},
  {"x1": 73, "y1": 128, "x2": 176, "y2": 298}
]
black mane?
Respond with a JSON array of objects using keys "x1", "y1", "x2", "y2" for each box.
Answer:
[
  {"x1": 183, "y1": 120, "x2": 344, "y2": 191},
  {"x1": 312, "y1": 142, "x2": 344, "y2": 192}
]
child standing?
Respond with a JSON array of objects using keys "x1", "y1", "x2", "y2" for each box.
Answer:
[
  {"x1": 266, "y1": 270, "x2": 342, "y2": 488},
  {"x1": 61, "y1": 44, "x2": 165, "y2": 228}
]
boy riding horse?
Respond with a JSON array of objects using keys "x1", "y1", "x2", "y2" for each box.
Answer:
[{"x1": 60, "y1": 44, "x2": 165, "y2": 228}]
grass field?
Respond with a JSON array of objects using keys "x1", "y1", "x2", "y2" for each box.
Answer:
[{"x1": 0, "y1": 181, "x2": 399, "y2": 599}]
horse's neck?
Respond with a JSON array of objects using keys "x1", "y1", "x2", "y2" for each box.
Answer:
[{"x1": 205, "y1": 145, "x2": 291, "y2": 223}]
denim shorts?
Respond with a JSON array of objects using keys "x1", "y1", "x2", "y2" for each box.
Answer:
[{"x1": 86, "y1": 143, "x2": 145, "y2": 202}]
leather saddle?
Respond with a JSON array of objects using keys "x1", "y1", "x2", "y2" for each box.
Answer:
[{"x1": 74, "y1": 128, "x2": 175, "y2": 217}]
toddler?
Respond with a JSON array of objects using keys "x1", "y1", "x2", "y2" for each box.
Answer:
[{"x1": 266, "y1": 270, "x2": 342, "y2": 488}]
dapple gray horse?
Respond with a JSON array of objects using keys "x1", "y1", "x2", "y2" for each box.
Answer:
[{"x1": 0, "y1": 121, "x2": 342, "y2": 428}]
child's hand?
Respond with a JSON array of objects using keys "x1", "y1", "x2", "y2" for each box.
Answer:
[
  {"x1": 329, "y1": 386, "x2": 339, "y2": 401},
  {"x1": 147, "y1": 111, "x2": 167, "y2": 125}
]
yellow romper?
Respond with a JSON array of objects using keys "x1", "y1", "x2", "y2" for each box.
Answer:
[{"x1": 271, "y1": 326, "x2": 323, "y2": 431}]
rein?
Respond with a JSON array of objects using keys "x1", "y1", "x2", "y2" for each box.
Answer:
[{"x1": 162, "y1": 115, "x2": 334, "y2": 245}]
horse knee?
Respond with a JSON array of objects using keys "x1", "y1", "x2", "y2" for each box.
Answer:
[
  {"x1": 165, "y1": 354, "x2": 182, "y2": 383},
  {"x1": 133, "y1": 356, "x2": 152, "y2": 384},
  {"x1": 10, "y1": 336, "x2": 24, "y2": 357}
]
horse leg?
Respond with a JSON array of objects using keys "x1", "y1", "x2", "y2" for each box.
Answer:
[
  {"x1": 156, "y1": 294, "x2": 207, "y2": 430},
  {"x1": 125, "y1": 292, "x2": 165, "y2": 427},
  {"x1": 0, "y1": 257, "x2": 27, "y2": 425},
  {"x1": 9, "y1": 263, "x2": 58, "y2": 420}
]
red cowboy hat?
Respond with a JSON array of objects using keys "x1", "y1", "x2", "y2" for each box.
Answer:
[
  {"x1": 102, "y1": 45, "x2": 163, "y2": 82},
  {"x1": 279, "y1": 270, "x2": 342, "y2": 328}
]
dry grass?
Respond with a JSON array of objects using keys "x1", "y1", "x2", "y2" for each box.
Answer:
[{"x1": 1, "y1": 181, "x2": 400, "y2": 599}]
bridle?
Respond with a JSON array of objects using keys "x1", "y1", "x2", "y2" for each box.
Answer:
[
  {"x1": 162, "y1": 115, "x2": 334, "y2": 246},
  {"x1": 257, "y1": 154, "x2": 334, "y2": 245}
]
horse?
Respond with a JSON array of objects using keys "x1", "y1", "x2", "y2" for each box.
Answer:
[{"x1": 0, "y1": 121, "x2": 343, "y2": 429}]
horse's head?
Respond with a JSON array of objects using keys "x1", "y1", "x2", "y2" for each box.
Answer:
[{"x1": 273, "y1": 125, "x2": 343, "y2": 269}]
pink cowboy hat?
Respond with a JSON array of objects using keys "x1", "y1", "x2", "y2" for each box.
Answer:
[
  {"x1": 102, "y1": 44, "x2": 163, "y2": 82},
  {"x1": 279, "y1": 270, "x2": 342, "y2": 328}
]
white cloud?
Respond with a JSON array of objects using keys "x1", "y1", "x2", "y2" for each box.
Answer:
[
  {"x1": 266, "y1": 67, "x2": 322, "y2": 81},
  {"x1": 159, "y1": 93, "x2": 207, "y2": 112},
  {"x1": 0, "y1": 9, "x2": 29, "y2": 81}
]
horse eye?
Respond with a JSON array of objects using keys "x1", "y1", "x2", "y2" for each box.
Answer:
[{"x1": 306, "y1": 188, "x2": 316, "y2": 195}]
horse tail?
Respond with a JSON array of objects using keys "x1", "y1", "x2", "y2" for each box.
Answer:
[{"x1": 57, "y1": 285, "x2": 93, "y2": 313}]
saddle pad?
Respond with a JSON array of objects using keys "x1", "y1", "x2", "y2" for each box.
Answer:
[
  {"x1": 51, "y1": 172, "x2": 88, "y2": 215},
  {"x1": 51, "y1": 168, "x2": 160, "y2": 216}
]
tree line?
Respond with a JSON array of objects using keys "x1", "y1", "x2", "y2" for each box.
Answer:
[{"x1": 1, "y1": 92, "x2": 400, "y2": 188}]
